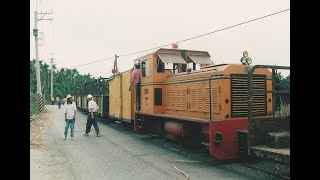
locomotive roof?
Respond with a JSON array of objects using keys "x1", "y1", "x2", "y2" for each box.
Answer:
[{"x1": 134, "y1": 48, "x2": 211, "y2": 60}]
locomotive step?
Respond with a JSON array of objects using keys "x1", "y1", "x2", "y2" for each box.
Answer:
[
  {"x1": 249, "y1": 145, "x2": 290, "y2": 165},
  {"x1": 266, "y1": 131, "x2": 290, "y2": 149}
]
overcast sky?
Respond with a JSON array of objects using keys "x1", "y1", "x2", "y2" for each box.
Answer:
[{"x1": 30, "y1": 0, "x2": 290, "y2": 78}]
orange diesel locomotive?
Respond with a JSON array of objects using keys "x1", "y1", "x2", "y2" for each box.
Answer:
[
  {"x1": 75, "y1": 48, "x2": 273, "y2": 160},
  {"x1": 131, "y1": 48, "x2": 272, "y2": 160}
]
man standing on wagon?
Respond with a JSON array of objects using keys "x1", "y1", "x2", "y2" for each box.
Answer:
[{"x1": 129, "y1": 62, "x2": 141, "y2": 111}]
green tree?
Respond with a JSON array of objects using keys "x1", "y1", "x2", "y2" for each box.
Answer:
[
  {"x1": 275, "y1": 72, "x2": 290, "y2": 111},
  {"x1": 30, "y1": 60, "x2": 94, "y2": 105}
]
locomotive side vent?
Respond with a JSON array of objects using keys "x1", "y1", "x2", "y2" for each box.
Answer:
[
  {"x1": 197, "y1": 88, "x2": 202, "y2": 109},
  {"x1": 166, "y1": 89, "x2": 171, "y2": 109},
  {"x1": 181, "y1": 89, "x2": 187, "y2": 109},
  {"x1": 176, "y1": 90, "x2": 181, "y2": 108},
  {"x1": 176, "y1": 89, "x2": 187, "y2": 111},
  {"x1": 190, "y1": 88, "x2": 203, "y2": 112},
  {"x1": 171, "y1": 90, "x2": 175, "y2": 108},
  {"x1": 190, "y1": 88, "x2": 196, "y2": 110},
  {"x1": 205, "y1": 84, "x2": 220, "y2": 113},
  {"x1": 231, "y1": 74, "x2": 267, "y2": 118}
]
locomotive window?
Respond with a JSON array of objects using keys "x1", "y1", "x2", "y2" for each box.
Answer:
[
  {"x1": 162, "y1": 63, "x2": 183, "y2": 74},
  {"x1": 145, "y1": 59, "x2": 151, "y2": 77},
  {"x1": 173, "y1": 63, "x2": 178, "y2": 73},
  {"x1": 181, "y1": 64, "x2": 187, "y2": 72},
  {"x1": 142, "y1": 61, "x2": 146, "y2": 77},
  {"x1": 165, "y1": 63, "x2": 172, "y2": 70},
  {"x1": 187, "y1": 62, "x2": 194, "y2": 71},
  {"x1": 195, "y1": 64, "x2": 200, "y2": 70},
  {"x1": 157, "y1": 57, "x2": 165, "y2": 72},
  {"x1": 142, "y1": 59, "x2": 151, "y2": 77},
  {"x1": 154, "y1": 88, "x2": 162, "y2": 106},
  {"x1": 186, "y1": 56, "x2": 193, "y2": 71}
]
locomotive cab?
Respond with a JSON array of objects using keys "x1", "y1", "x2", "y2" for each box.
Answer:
[{"x1": 134, "y1": 48, "x2": 214, "y2": 115}]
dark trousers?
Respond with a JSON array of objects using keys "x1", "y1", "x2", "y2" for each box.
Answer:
[
  {"x1": 136, "y1": 83, "x2": 141, "y2": 110},
  {"x1": 85, "y1": 113, "x2": 100, "y2": 134}
]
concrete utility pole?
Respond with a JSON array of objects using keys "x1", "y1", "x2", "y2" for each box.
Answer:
[
  {"x1": 33, "y1": 11, "x2": 42, "y2": 111},
  {"x1": 33, "y1": 10, "x2": 53, "y2": 112}
]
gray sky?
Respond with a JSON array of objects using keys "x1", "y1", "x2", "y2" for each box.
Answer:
[{"x1": 30, "y1": 0, "x2": 290, "y2": 78}]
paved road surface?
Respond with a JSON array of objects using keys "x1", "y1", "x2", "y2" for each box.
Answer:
[{"x1": 31, "y1": 105, "x2": 282, "y2": 180}]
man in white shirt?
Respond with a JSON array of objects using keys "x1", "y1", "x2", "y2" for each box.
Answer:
[
  {"x1": 64, "y1": 94, "x2": 77, "y2": 140},
  {"x1": 83, "y1": 94, "x2": 100, "y2": 137}
]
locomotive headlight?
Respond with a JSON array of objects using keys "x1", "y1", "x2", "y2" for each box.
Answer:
[
  {"x1": 240, "y1": 57, "x2": 247, "y2": 65},
  {"x1": 246, "y1": 57, "x2": 252, "y2": 65}
]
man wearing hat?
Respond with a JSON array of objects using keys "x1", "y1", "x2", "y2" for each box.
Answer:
[
  {"x1": 63, "y1": 94, "x2": 77, "y2": 140},
  {"x1": 84, "y1": 94, "x2": 100, "y2": 137}
]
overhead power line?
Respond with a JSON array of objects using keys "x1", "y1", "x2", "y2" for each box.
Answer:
[
  {"x1": 73, "y1": 58, "x2": 112, "y2": 68},
  {"x1": 72, "y1": 8, "x2": 289, "y2": 68}
]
